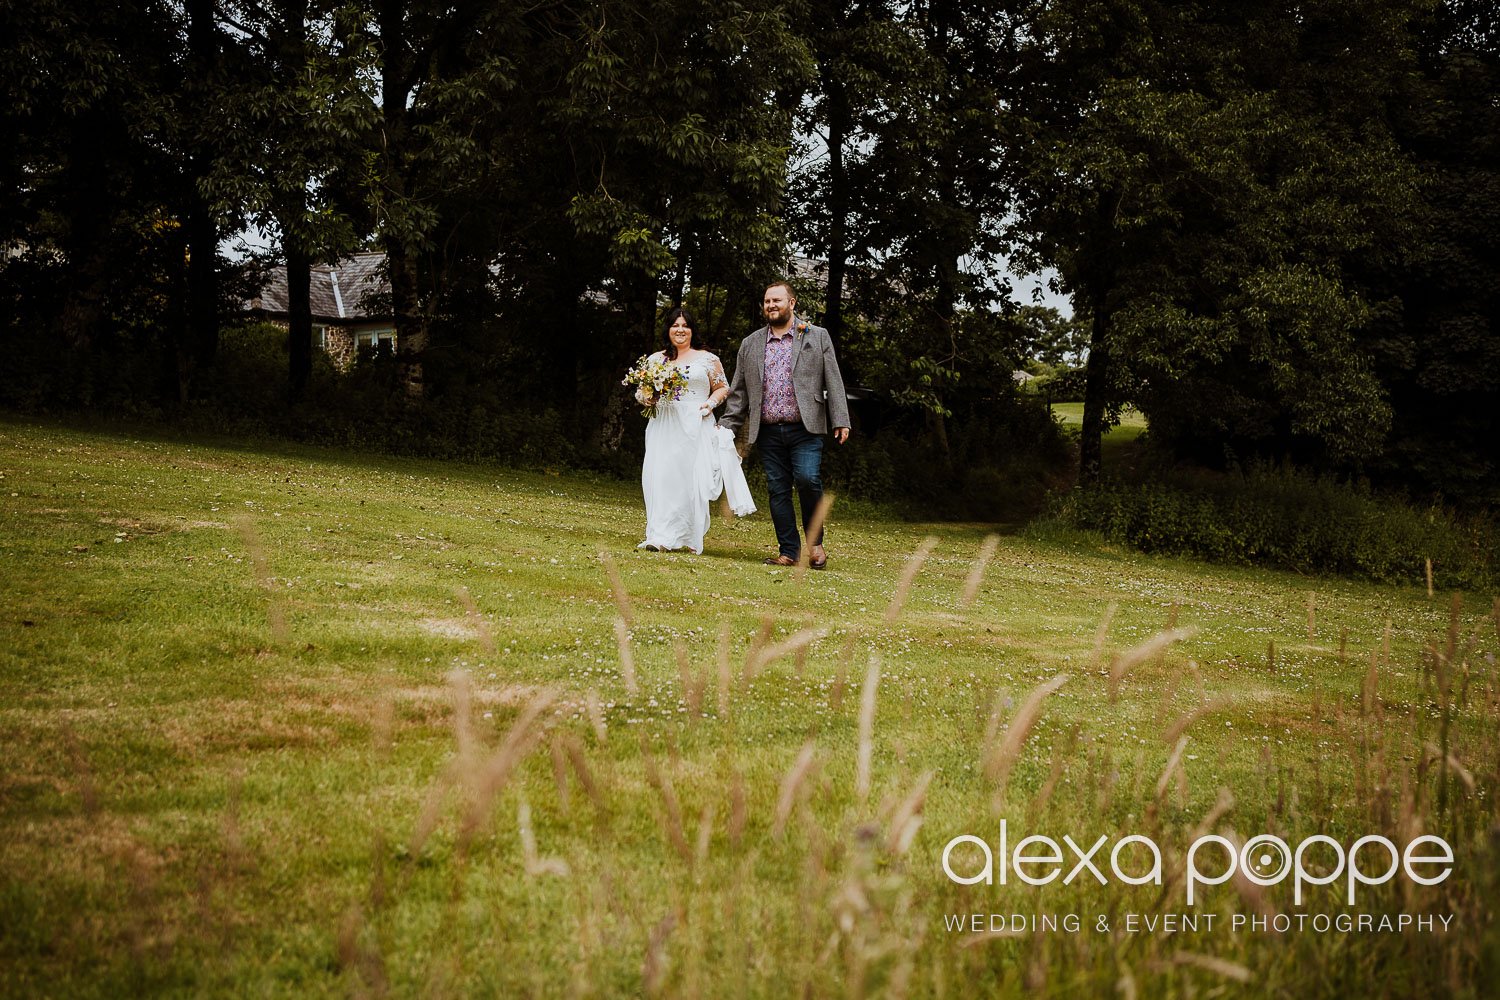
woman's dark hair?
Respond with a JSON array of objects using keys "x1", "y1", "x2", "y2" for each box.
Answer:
[{"x1": 661, "y1": 308, "x2": 705, "y2": 360}]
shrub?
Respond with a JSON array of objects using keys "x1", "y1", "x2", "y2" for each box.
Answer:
[
  {"x1": 821, "y1": 398, "x2": 1074, "y2": 521},
  {"x1": 182, "y1": 322, "x2": 576, "y2": 468},
  {"x1": 1031, "y1": 366, "x2": 1086, "y2": 402},
  {"x1": 822, "y1": 438, "x2": 899, "y2": 501},
  {"x1": 1045, "y1": 464, "x2": 1496, "y2": 588}
]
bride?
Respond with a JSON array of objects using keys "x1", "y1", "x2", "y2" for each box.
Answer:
[{"x1": 636, "y1": 309, "x2": 753, "y2": 553}]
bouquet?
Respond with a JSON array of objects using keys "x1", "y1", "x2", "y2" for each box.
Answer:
[{"x1": 622, "y1": 355, "x2": 689, "y2": 419}]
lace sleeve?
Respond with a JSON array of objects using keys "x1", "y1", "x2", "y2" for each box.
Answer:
[{"x1": 706, "y1": 356, "x2": 729, "y2": 408}]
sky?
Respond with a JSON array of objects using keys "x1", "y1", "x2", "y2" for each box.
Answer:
[
  {"x1": 228, "y1": 226, "x2": 1073, "y2": 319},
  {"x1": 1010, "y1": 268, "x2": 1073, "y2": 317}
]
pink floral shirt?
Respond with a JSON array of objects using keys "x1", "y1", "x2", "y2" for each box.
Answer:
[{"x1": 761, "y1": 324, "x2": 801, "y2": 425}]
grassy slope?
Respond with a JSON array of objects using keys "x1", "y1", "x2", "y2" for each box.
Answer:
[
  {"x1": 0, "y1": 417, "x2": 1495, "y2": 997},
  {"x1": 1050, "y1": 401, "x2": 1147, "y2": 460}
]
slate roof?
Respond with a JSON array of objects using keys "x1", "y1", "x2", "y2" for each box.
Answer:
[
  {"x1": 246, "y1": 252, "x2": 832, "y2": 322},
  {"x1": 787, "y1": 255, "x2": 829, "y2": 292},
  {"x1": 244, "y1": 252, "x2": 390, "y2": 324}
]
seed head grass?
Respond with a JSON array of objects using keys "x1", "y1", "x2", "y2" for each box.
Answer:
[{"x1": 0, "y1": 418, "x2": 1496, "y2": 996}]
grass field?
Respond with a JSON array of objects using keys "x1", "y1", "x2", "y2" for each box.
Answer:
[
  {"x1": 1048, "y1": 402, "x2": 1147, "y2": 434},
  {"x1": 1051, "y1": 401, "x2": 1147, "y2": 446},
  {"x1": 2, "y1": 416, "x2": 1496, "y2": 997},
  {"x1": 1050, "y1": 403, "x2": 1148, "y2": 474}
]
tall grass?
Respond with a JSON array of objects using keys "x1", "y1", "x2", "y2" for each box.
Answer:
[
  {"x1": 2, "y1": 421, "x2": 1496, "y2": 997},
  {"x1": 306, "y1": 547, "x2": 1499, "y2": 997}
]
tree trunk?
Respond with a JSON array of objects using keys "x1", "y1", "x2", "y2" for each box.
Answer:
[
  {"x1": 185, "y1": 0, "x2": 220, "y2": 371},
  {"x1": 286, "y1": 242, "x2": 313, "y2": 402},
  {"x1": 57, "y1": 110, "x2": 115, "y2": 354},
  {"x1": 1078, "y1": 303, "x2": 1111, "y2": 485},
  {"x1": 1078, "y1": 187, "x2": 1123, "y2": 486},
  {"x1": 631, "y1": 271, "x2": 659, "y2": 355},
  {"x1": 824, "y1": 68, "x2": 849, "y2": 343},
  {"x1": 927, "y1": 241, "x2": 958, "y2": 465},
  {"x1": 186, "y1": 197, "x2": 220, "y2": 369},
  {"x1": 711, "y1": 286, "x2": 746, "y2": 346},
  {"x1": 926, "y1": 407, "x2": 951, "y2": 456},
  {"x1": 922, "y1": 3, "x2": 962, "y2": 464},
  {"x1": 601, "y1": 273, "x2": 661, "y2": 452},
  {"x1": 671, "y1": 232, "x2": 690, "y2": 306},
  {"x1": 160, "y1": 226, "x2": 191, "y2": 407},
  {"x1": 388, "y1": 242, "x2": 426, "y2": 396},
  {"x1": 279, "y1": 0, "x2": 313, "y2": 402},
  {"x1": 379, "y1": 0, "x2": 426, "y2": 398}
]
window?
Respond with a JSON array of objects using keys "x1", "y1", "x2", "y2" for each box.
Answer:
[
  {"x1": 355, "y1": 329, "x2": 397, "y2": 359},
  {"x1": 356, "y1": 329, "x2": 395, "y2": 349}
]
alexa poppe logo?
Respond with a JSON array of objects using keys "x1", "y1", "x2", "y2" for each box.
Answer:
[{"x1": 939, "y1": 820, "x2": 1457, "y2": 936}]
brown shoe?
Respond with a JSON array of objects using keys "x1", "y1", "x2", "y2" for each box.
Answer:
[
  {"x1": 763, "y1": 554, "x2": 796, "y2": 566},
  {"x1": 809, "y1": 545, "x2": 828, "y2": 570}
]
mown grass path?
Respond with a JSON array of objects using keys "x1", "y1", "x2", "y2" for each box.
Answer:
[{"x1": 1, "y1": 417, "x2": 1494, "y2": 997}]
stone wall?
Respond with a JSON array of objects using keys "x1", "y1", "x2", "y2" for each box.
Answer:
[{"x1": 324, "y1": 327, "x2": 358, "y2": 371}]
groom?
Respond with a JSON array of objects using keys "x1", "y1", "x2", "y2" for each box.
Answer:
[{"x1": 719, "y1": 280, "x2": 851, "y2": 569}]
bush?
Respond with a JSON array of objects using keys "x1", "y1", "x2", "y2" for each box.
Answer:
[
  {"x1": 822, "y1": 398, "x2": 1074, "y2": 521},
  {"x1": 3, "y1": 315, "x2": 1071, "y2": 519},
  {"x1": 1031, "y1": 366, "x2": 1086, "y2": 402},
  {"x1": 182, "y1": 322, "x2": 577, "y2": 468},
  {"x1": 822, "y1": 437, "x2": 899, "y2": 501},
  {"x1": 1045, "y1": 464, "x2": 1496, "y2": 588}
]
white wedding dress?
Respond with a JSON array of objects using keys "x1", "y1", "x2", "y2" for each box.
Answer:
[{"x1": 639, "y1": 353, "x2": 755, "y2": 553}]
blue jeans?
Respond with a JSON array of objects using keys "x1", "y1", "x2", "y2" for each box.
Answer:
[{"x1": 758, "y1": 422, "x2": 825, "y2": 560}]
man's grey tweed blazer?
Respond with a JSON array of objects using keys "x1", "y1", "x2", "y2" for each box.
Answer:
[{"x1": 719, "y1": 321, "x2": 851, "y2": 444}]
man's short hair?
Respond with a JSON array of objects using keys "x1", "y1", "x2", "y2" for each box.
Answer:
[{"x1": 765, "y1": 279, "x2": 797, "y2": 300}]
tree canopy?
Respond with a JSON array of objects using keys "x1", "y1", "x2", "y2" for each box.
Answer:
[{"x1": 2, "y1": 0, "x2": 1495, "y2": 504}]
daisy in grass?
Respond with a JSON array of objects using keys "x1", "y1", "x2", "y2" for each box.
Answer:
[{"x1": 622, "y1": 354, "x2": 690, "y2": 419}]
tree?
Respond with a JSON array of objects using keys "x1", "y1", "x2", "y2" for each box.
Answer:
[
  {"x1": 207, "y1": 1, "x2": 376, "y2": 401},
  {"x1": 804, "y1": 1, "x2": 1020, "y2": 456},
  {"x1": 1371, "y1": 0, "x2": 1500, "y2": 503},
  {"x1": 787, "y1": 0, "x2": 914, "y2": 346},
  {"x1": 1007, "y1": 0, "x2": 1426, "y2": 482},
  {"x1": 0, "y1": 0, "x2": 194, "y2": 402},
  {"x1": 366, "y1": 0, "x2": 492, "y2": 398},
  {"x1": 548, "y1": 0, "x2": 813, "y2": 444},
  {"x1": 183, "y1": 0, "x2": 224, "y2": 373},
  {"x1": 559, "y1": 0, "x2": 811, "y2": 312},
  {"x1": 1018, "y1": 305, "x2": 1088, "y2": 368}
]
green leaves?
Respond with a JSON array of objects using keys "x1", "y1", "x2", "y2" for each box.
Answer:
[
  {"x1": 568, "y1": 195, "x2": 678, "y2": 276},
  {"x1": 4, "y1": 0, "x2": 1495, "y2": 502},
  {"x1": 1007, "y1": 0, "x2": 1439, "y2": 474},
  {"x1": 547, "y1": 0, "x2": 809, "y2": 295}
]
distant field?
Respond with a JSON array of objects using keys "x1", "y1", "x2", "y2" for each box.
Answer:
[
  {"x1": 1, "y1": 416, "x2": 1493, "y2": 997},
  {"x1": 1050, "y1": 402, "x2": 1148, "y2": 443}
]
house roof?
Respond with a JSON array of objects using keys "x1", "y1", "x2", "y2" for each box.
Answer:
[
  {"x1": 245, "y1": 251, "x2": 832, "y2": 323},
  {"x1": 243, "y1": 252, "x2": 389, "y2": 324},
  {"x1": 786, "y1": 255, "x2": 828, "y2": 293}
]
